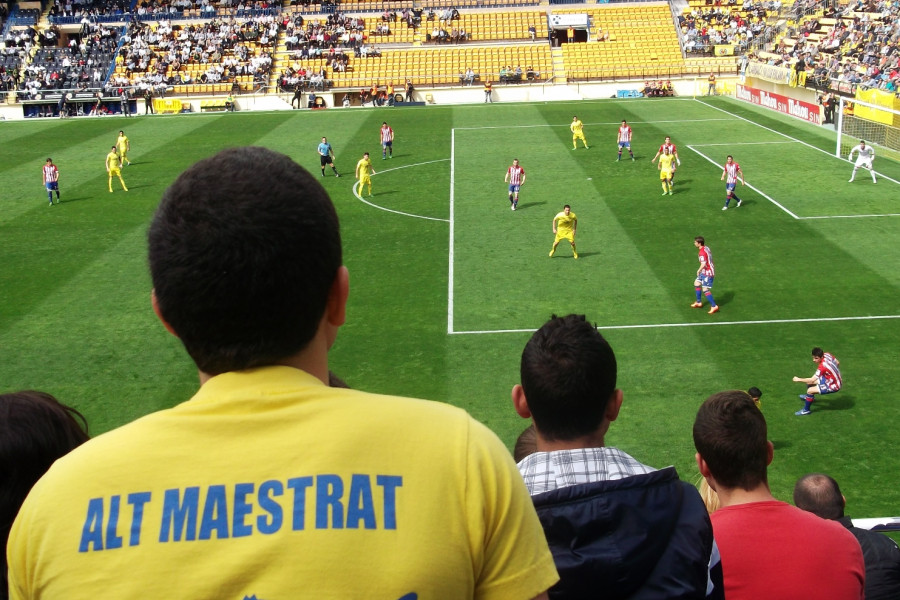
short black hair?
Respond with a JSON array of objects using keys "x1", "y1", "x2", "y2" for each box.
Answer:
[
  {"x1": 693, "y1": 390, "x2": 769, "y2": 491},
  {"x1": 793, "y1": 473, "x2": 845, "y2": 520},
  {"x1": 520, "y1": 314, "x2": 617, "y2": 441},
  {"x1": 747, "y1": 387, "x2": 762, "y2": 399},
  {"x1": 812, "y1": 347, "x2": 824, "y2": 358},
  {"x1": 148, "y1": 146, "x2": 342, "y2": 375}
]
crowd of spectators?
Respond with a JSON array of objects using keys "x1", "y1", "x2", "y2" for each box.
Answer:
[
  {"x1": 749, "y1": 0, "x2": 900, "y2": 96},
  {"x1": 112, "y1": 16, "x2": 274, "y2": 93},
  {"x1": 680, "y1": 1, "x2": 777, "y2": 55}
]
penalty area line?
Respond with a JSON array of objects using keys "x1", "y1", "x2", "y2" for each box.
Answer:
[
  {"x1": 449, "y1": 314, "x2": 900, "y2": 335},
  {"x1": 350, "y1": 159, "x2": 450, "y2": 223}
]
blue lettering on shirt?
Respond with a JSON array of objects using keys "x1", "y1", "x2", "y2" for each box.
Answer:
[{"x1": 79, "y1": 475, "x2": 402, "y2": 552}]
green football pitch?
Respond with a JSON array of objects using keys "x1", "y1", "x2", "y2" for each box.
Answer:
[{"x1": 2, "y1": 97, "x2": 899, "y2": 521}]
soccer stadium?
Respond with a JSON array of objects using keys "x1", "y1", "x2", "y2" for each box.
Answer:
[{"x1": 2, "y1": 0, "x2": 899, "y2": 595}]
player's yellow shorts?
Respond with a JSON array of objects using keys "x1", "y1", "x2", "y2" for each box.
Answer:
[
  {"x1": 108, "y1": 167, "x2": 121, "y2": 177},
  {"x1": 573, "y1": 132, "x2": 586, "y2": 141},
  {"x1": 660, "y1": 169, "x2": 672, "y2": 180},
  {"x1": 555, "y1": 231, "x2": 575, "y2": 244},
  {"x1": 359, "y1": 175, "x2": 371, "y2": 186}
]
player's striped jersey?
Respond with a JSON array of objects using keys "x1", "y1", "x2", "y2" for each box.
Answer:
[
  {"x1": 618, "y1": 126, "x2": 632, "y2": 142},
  {"x1": 380, "y1": 126, "x2": 393, "y2": 143},
  {"x1": 43, "y1": 164, "x2": 59, "y2": 182},
  {"x1": 818, "y1": 353, "x2": 842, "y2": 390},
  {"x1": 658, "y1": 142, "x2": 676, "y2": 155},
  {"x1": 723, "y1": 162, "x2": 741, "y2": 184},
  {"x1": 850, "y1": 144, "x2": 874, "y2": 160},
  {"x1": 698, "y1": 245, "x2": 715, "y2": 276},
  {"x1": 507, "y1": 165, "x2": 525, "y2": 185}
]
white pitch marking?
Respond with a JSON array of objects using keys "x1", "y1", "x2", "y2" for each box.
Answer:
[{"x1": 351, "y1": 159, "x2": 450, "y2": 223}]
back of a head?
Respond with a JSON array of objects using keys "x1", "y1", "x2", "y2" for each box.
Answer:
[
  {"x1": 693, "y1": 390, "x2": 768, "y2": 491},
  {"x1": 793, "y1": 473, "x2": 845, "y2": 520},
  {"x1": 520, "y1": 314, "x2": 617, "y2": 441},
  {"x1": 148, "y1": 146, "x2": 342, "y2": 375},
  {"x1": 1, "y1": 391, "x2": 89, "y2": 598}
]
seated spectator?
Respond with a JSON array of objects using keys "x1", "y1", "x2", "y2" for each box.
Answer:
[
  {"x1": 1, "y1": 390, "x2": 89, "y2": 596},
  {"x1": 794, "y1": 473, "x2": 900, "y2": 600},
  {"x1": 514, "y1": 314, "x2": 723, "y2": 599},
  {"x1": 693, "y1": 390, "x2": 865, "y2": 599}
]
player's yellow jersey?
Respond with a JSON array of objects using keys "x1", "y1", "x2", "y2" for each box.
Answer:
[
  {"x1": 570, "y1": 120, "x2": 584, "y2": 135},
  {"x1": 116, "y1": 135, "x2": 129, "y2": 152},
  {"x1": 356, "y1": 158, "x2": 372, "y2": 179},
  {"x1": 106, "y1": 151, "x2": 121, "y2": 171},
  {"x1": 554, "y1": 211, "x2": 577, "y2": 234},
  {"x1": 659, "y1": 153, "x2": 675, "y2": 173}
]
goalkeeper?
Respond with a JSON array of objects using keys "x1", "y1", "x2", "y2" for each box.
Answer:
[{"x1": 847, "y1": 140, "x2": 876, "y2": 183}]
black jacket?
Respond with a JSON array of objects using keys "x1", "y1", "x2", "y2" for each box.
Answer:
[
  {"x1": 532, "y1": 466, "x2": 721, "y2": 600},
  {"x1": 839, "y1": 517, "x2": 900, "y2": 600}
]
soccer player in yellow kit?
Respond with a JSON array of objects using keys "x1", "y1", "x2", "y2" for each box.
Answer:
[
  {"x1": 658, "y1": 147, "x2": 675, "y2": 195},
  {"x1": 570, "y1": 116, "x2": 588, "y2": 150},
  {"x1": 550, "y1": 204, "x2": 577, "y2": 259},
  {"x1": 116, "y1": 130, "x2": 131, "y2": 166},
  {"x1": 106, "y1": 145, "x2": 128, "y2": 192},
  {"x1": 355, "y1": 152, "x2": 375, "y2": 196}
]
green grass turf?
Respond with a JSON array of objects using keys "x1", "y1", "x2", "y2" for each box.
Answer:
[{"x1": 2, "y1": 97, "x2": 899, "y2": 525}]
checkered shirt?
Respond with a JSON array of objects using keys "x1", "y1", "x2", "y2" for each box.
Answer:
[{"x1": 518, "y1": 447, "x2": 657, "y2": 496}]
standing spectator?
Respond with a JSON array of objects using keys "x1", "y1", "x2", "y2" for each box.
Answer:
[
  {"x1": 484, "y1": 80, "x2": 492, "y2": 102},
  {"x1": 566, "y1": 26, "x2": 575, "y2": 43},
  {"x1": 42, "y1": 158, "x2": 61, "y2": 206},
  {"x1": 144, "y1": 89, "x2": 154, "y2": 115},
  {"x1": 404, "y1": 78, "x2": 414, "y2": 102},
  {"x1": 693, "y1": 390, "x2": 865, "y2": 600},
  {"x1": 120, "y1": 87, "x2": 130, "y2": 116},
  {"x1": 513, "y1": 314, "x2": 722, "y2": 599},
  {"x1": 6, "y1": 147, "x2": 560, "y2": 599},
  {"x1": 794, "y1": 473, "x2": 900, "y2": 600},
  {"x1": 707, "y1": 72, "x2": 717, "y2": 95}
]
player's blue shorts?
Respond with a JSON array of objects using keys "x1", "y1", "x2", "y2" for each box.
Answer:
[
  {"x1": 382, "y1": 141, "x2": 392, "y2": 148},
  {"x1": 508, "y1": 184, "x2": 520, "y2": 193},
  {"x1": 695, "y1": 274, "x2": 714, "y2": 289},
  {"x1": 816, "y1": 376, "x2": 841, "y2": 395},
  {"x1": 618, "y1": 141, "x2": 631, "y2": 149},
  {"x1": 725, "y1": 182, "x2": 736, "y2": 193},
  {"x1": 45, "y1": 182, "x2": 59, "y2": 191}
]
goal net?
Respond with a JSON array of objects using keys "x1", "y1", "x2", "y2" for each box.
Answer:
[{"x1": 836, "y1": 94, "x2": 900, "y2": 164}]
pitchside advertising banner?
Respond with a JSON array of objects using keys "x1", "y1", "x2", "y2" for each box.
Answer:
[{"x1": 735, "y1": 84, "x2": 821, "y2": 125}]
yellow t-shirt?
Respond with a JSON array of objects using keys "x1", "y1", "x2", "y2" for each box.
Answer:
[
  {"x1": 106, "y1": 151, "x2": 121, "y2": 172},
  {"x1": 554, "y1": 211, "x2": 577, "y2": 235},
  {"x1": 570, "y1": 119, "x2": 584, "y2": 135},
  {"x1": 116, "y1": 134, "x2": 129, "y2": 153},
  {"x1": 8, "y1": 367, "x2": 558, "y2": 599},
  {"x1": 659, "y1": 153, "x2": 675, "y2": 176},
  {"x1": 356, "y1": 157, "x2": 372, "y2": 181}
]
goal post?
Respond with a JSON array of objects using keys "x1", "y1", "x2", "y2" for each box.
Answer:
[{"x1": 836, "y1": 95, "x2": 900, "y2": 164}]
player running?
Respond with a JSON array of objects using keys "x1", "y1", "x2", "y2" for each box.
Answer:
[
  {"x1": 720, "y1": 155, "x2": 744, "y2": 210},
  {"x1": 549, "y1": 204, "x2": 577, "y2": 259},
  {"x1": 355, "y1": 152, "x2": 375, "y2": 196},
  {"x1": 616, "y1": 119, "x2": 634, "y2": 162},
  {"x1": 106, "y1": 145, "x2": 128, "y2": 193},
  {"x1": 116, "y1": 130, "x2": 131, "y2": 166},
  {"x1": 570, "y1": 116, "x2": 588, "y2": 150},
  {"x1": 380, "y1": 122, "x2": 394, "y2": 159},
  {"x1": 43, "y1": 158, "x2": 60, "y2": 206},
  {"x1": 505, "y1": 158, "x2": 526, "y2": 211},
  {"x1": 318, "y1": 137, "x2": 340, "y2": 177},
  {"x1": 792, "y1": 347, "x2": 841, "y2": 415},
  {"x1": 847, "y1": 140, "x2": 876, "y2": 183},
  {"x1": 651, "y1": 136, "x2": 680, "y2": 181},
  {"x1": 658, "y1": 147, "x2": 676, "y2": 196},
  {"x1": 690, "y1": 236, "x2": 718, "y2": 314}
]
